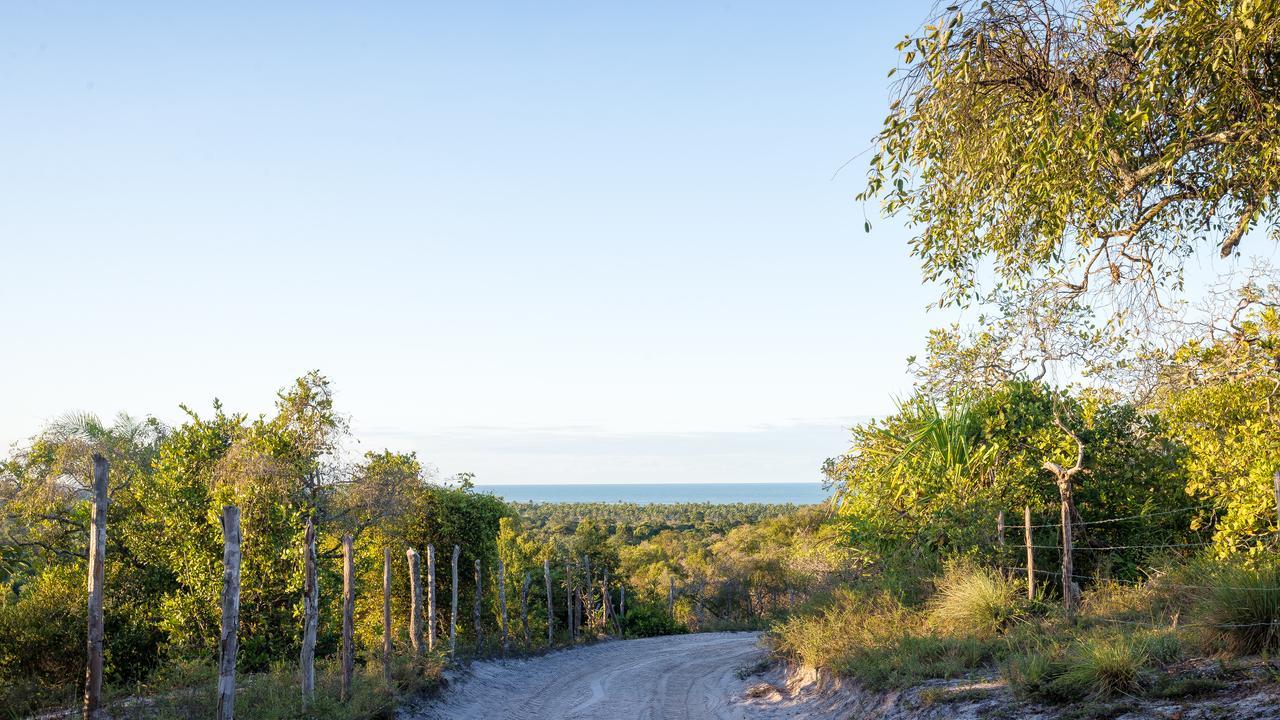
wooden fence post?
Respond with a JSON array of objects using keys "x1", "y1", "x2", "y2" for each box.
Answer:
[
  {"x1": 450, "y1": 545, "x2": 459, "y2": 659},
  {"x1": 217, "y1": 506, "x2": 241, "y2": 720},
  {"x1": 620, "y1": 582, "x2": 626, "y2": 625},
  {"x1": 544, "y1": 559, "x2": 554, "y2": 647},
  {"x1": 83, "y1": 454, "x2": 108, "y2": 720},
  {"x1": 427, "y1": 544, "x2": 437, "y2": 651},
  {"x1": 1060, "y1": 492, "x2": 1075, "y2": 619},
  {"x1": 565, "y1": 562, "x2": 575, "y2": 641},
  {"x1": 668, "y1": 575, "x2": 675, "y2": 617},
  {"x1": 1273, "y1": 471, "x2": 1280, "y2": 530},
  {"x1": 583, "y1": 557, "x2": 592, "y2": 631},
  {"x1": 473, "y1": 559, "x2": 483, "y2": 650},
  {"x1": 521, "y1": 571, "x2": 531, "y2": 647},
  {"x1": 300, "y1": 520, "x2": 318, "y2": 705},
  {"x1": 406, "y1": 548, "x2": 424, "y2": 656},
  {"x1": 341, "y1": 534, "x2": 354, "y2": 702},
  {"x1": 382, "y1": 546, "x2": 392, "y2": 686},
  {"x1": 498, "y1": 559, "x2": 508, "y2": 656},
  {"x1": 1024, "y1": 506, "x2": 1034, "y2": 600},
  {"x1": 997, "y1": 510, "x2": 1005, "y2": 548}
]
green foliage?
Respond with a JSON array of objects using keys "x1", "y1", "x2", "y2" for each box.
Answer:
[
  {"x1": 862, "y1": 0, "x2": 1280, "y2": 309},
  {"x1": 622, "y1": 601, "x2": 686, "y2": 638}
]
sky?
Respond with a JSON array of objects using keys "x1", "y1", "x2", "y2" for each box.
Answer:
[{"x1": 0, "y1": 2, "x2": 1259, "y2": 486}]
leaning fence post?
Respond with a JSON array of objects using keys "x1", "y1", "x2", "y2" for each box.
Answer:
[
  {"x1": 406, "y1": 548, "x2": 424, "y2": 656},
  {"x1": 300, "y1": 520, "x2": 318, "y2": 705},
  {"x1": 499, "y1": 559, "x2": 509, "y2": 656},
  {"x1": 341, "y1": 534, "x2": 355, "y2": 702},
  {"x1": 218, "y1": 506, "x2": 241, "y2": 720},
  {"x1": 382, "y1": 546, "x2": 392, "y2": 686},
  {"x1": 427, "y1": 544, "x2": 437, "y2": 651},
  {"x1": 83, "y1": 454, "x2": 108, "y2": 720},
  {"x1": 450, "y1": 545, "x2": 460, "y2": 659},
  {"x1": 544, "y1": 559, "x2": 554, "y2": 647},
  {"x1": 1024, "y1": 506, "x2": 1034, "y2": 601}
]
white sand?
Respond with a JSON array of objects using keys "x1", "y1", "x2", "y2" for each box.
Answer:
[{"x1": 412, "y1": 631, "x2": 766, "y2": 720}]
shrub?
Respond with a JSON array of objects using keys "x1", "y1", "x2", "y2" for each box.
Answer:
[
  {"x1": 1200, "y1": 563, "x2": 1280, "y2": 655},
  {"x1": 837, "y1": 633, "x2": 1000, "y2": 690},
  {"x1": 0, "y1": 566, "x2": 85, "y2": 717},
  {"x1": 1008, "y1": 635, "x2": 1147, "y2": 702},
  {"x1": 768, "y1": 589, "x2": 912, "y2": 669},
  {"x1": 927, "y1": 562, "x2": 1029, "y2": 638},
  {"x1": 623, "y1": 601, "x2": 686, "y2": 638}
]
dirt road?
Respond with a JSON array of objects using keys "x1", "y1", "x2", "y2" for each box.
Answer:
[{"x1": 413, "y1": 632, "x2": 768, "y2": 720}]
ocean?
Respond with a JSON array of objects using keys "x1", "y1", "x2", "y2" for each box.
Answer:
[{"x1": 475, "y1": 482, "x2": 831, "y2": 505}]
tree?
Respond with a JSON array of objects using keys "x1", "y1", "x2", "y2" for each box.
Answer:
[{"x1": 864, "y1": 0, "x2": 1280, "y2": 312}]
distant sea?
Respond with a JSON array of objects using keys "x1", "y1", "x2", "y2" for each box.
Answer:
[{"x1": 476, "y1": 482, "x2": 830, "y2": 505}]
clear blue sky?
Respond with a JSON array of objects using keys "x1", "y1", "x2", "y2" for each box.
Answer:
[{"x1": 0, "y1": 1, "x2": 1031, "y2": 484}]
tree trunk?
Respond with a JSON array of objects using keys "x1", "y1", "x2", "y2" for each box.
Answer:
[
  {"x1": 427, "y1": 544, "x2": 437, "y2": 651},
  {"x1": 382, "y1": 545, "x2": 392, "y2": 687},
  {"x1": 668, "y1": 575, "x2": 675, "y2": 617},
  {"x1": 341, "y1": 534, "x2": 355, "y2": 702},
  {"x1": 544, "y1": 559, "x2": 554, "y2": 647},
  {"x1": 217, "y1": 506, "x2": 241, "y2": 720},
  {"x1": 301, "y1": 520, "x2": 318, "y2": 705},
  {"x1": 1059, "y1": 484, "x2": 1075, "y2": 618},
  {"x1": 406, "y1": 548, "x2": 424, "y2": 656},
  {"x1": 83, "y1": 454, "x2": 108, "y2": 720},
  {"x1": 997, "y1": 510, "x2": 1006, "y2": 548},
  {"x1": 450, "y1": 545, "x2": 460, "y2": 659}
]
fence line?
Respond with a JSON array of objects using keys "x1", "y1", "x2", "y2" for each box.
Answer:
[{"x1": 1026, "y1": 503, "x2": 1217, "y2": 529}]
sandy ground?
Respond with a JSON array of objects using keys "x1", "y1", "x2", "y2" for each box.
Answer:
[
  {"x1": 407, "y1": 632, "x2": 1280, "y2": 720},
  {"x1": 409, "y1": 631, "x2": 768, "y2": 720}
]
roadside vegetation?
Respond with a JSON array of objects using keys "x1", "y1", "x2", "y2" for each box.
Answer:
[{"x1": 767, "y1": 0, "x2": 1280, "y2": 713}]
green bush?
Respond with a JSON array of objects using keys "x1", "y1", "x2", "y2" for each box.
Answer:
[
  {"x1": 0, "y1": 566, "x2": 86, "y2": 717},
  {"x1": 623, "y1": 601, "x2": 686, "y2": 638},
  {"x1": 1200, "y1": 563, "x2": 1280, "y2": 655}
]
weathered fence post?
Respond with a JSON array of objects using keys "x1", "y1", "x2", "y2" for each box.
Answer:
[
  {"x1": 1024, "y1": 506, "x2": 1034, "y2": 601},
  {"x1": 997, "y1": 510, "x2": 1005, "y2": 548},
  {"x1": 83, "y1": 454, "x2": 108, "y2": 720},
  {"x1": 1060, "y1": 493, "x2": 1075, "y2": 618},
  {"x1": 382, "y1": 546, "x2": 392, "y2": 686},
  {"x1": 498, "y1": 559, "x2": 509, "y2": 656},
  {"x1": 473, "y1": 559, "x2": 483, "y2": 650},
  {"x1": 300, "y1": 520, "x2": 318, "y2": 705},
  {"x1": 217, "y1": 506, "x2": 241, "y2": 720},
  {"x1": 341, "y1": 534, "x2": 355, "y2": 702},
  {"x1": 668, "y1": 575, "x2": 675, "y2": 617},
  {"x1": 565, "y1": 562, "x2": 575, "y2": 641},
  {"x1": 406, "y1": 548, "x2": 424, "y2": 656},
  {"x1": 544, "y1": 559, "x2": 554, "y2": 647},
  {"x1": 584, "y1": 557, "x2": 593, "y2": 631},
  {"x1": 521, "y1": 571, "x2": 531, "y2": 647},
  {"x1": 1273, "y1": 471, "x2": 1280, "y2": 530},
  {"x1": 427, "y1": 544, "x2": 437, "y2": 651},
  {"x1": 450, "y1": 545, "x2": 460, "y2": 659}
]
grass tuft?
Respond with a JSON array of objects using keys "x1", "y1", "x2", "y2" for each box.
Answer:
[
  {"x1": 927, "y1": 562, "x2": 1030, "y2": 638},
  {"x1": 1200, "y1": 564, "x2": 1280, "y2": 655}
]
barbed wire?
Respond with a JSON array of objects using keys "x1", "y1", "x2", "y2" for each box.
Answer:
[
  {"x1": 1025, "y1": 503, "x2": 1217, "y2": 529},
  {"x1": 998, "y1": 565, "x2": 1280, "y2": 593},
  {"x1": 1007, "y1": 540, "x2": 1217, "y2": 551}
]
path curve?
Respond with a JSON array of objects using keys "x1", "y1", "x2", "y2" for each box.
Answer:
[{"x1": 414, "y1": 632, "x2": 766, "y2": 720}]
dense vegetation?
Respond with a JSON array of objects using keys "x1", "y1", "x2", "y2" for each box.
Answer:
[
  {"x1": 0, "y1": 374, "x2": 511, "y2": 717},
  {"x1": 767, "y1": 0, "x2": 1280, "y2": 712}
]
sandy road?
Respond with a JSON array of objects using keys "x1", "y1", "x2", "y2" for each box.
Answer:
[{"x1": 414, "y1": 632, "x2": 767, "y2": 720}]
